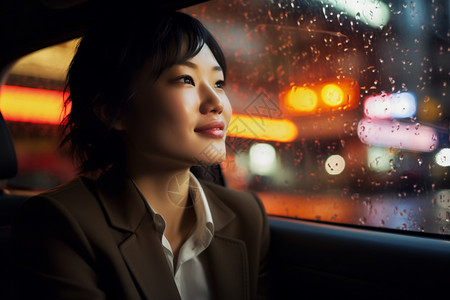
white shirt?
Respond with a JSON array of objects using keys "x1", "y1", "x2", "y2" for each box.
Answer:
[{"x1": 131, "y1": 173, "x2": 214, "y2": 300}]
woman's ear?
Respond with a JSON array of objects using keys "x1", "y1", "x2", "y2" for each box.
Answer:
[{"x1": 93, "y1": 105, "x2": 126, "y2": 131}]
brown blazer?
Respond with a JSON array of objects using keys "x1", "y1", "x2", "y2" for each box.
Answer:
[{"x1": 12, "y1": 167, "x2": 270, "y2": 300}]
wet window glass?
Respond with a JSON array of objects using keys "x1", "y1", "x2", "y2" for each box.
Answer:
[
  {"x1": 183, "y1": 0, "x2": 450, "y2": 235},
  {"x1": 1, "y1": 0, "x2": 449, "y2": 235}
]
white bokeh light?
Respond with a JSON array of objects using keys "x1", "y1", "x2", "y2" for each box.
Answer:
[
  {"x1": 435, "y1": 148, "x2": 450, "y2": 167},
  {"x1": 249, "y1": 143, "x2": 277, "y2": 175},
  {"x1": 325, "y1": 155, "x2": 346, "y2": 175},
  {"x1": 367, "y1": 147, "x2": 395, "y2": 172},
  {"x1": 364, "y1": 92, "x2": 416, "y2": 120},
  {"x1": 317, "y1": 0, "x2": 390, "y2": 29}
]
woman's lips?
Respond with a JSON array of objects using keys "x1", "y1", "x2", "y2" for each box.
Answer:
[{"x1": 194, "y1": 121, "x2": 225, "y2": 138}]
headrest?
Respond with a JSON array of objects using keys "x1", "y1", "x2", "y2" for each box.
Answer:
[{"x1": 0, "y1": 111, "x2": 17, "y2": 179}]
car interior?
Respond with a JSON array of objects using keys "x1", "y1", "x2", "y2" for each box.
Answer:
[{"x1": 1, "y1": 0, "x2": 450, "y2": 299}]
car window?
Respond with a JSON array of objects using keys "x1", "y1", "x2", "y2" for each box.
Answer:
[
  {"x1": 1, "y1": 39, "x2": 78, "y2": 189},
  {"x1": 182, "y1": 0, "x2": 450, "y2": 235},
  {"x1": 1, "y1": 0, "x2": 449, "y2": 235}
]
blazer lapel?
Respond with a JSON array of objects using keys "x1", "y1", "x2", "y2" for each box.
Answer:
[
  {"x1": 119, "y1": 215, "x2": 181, "y2": 300},
  {"x1": 201, "y1": 182, "x2": 250, "y2": 300},
  {"x1": 95, "y1": 167, "x2": 181, "y2": 300}
]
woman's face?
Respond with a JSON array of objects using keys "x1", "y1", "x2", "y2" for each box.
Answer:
[{"x1": 121, "y1": 45, "x2": 232, "y2": 169}]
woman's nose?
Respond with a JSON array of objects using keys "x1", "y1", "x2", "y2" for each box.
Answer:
[{"x1": 199, "y1": 84, "x2": 224, "y2": 115}]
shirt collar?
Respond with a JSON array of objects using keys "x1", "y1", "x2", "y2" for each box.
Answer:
[
  {"x1": 189, "y1": 172, "x2": 214, "y2": 238},
  {"x1": 129, "y1": 172, "x2": 215, "y2": 243}
]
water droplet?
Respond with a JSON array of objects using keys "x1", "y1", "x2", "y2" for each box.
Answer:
[
  {"x1": 418, "y1": 158, "x2": 423, "y2": 166},
  {"x1": 359, "y1": 216, "x2": 366, "y2": 225}
]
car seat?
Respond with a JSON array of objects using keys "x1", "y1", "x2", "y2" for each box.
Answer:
[{"x1": 0, "y1": 111, "x2": 27, "y2": 299}]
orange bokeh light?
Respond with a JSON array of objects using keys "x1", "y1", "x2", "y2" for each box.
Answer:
[
  {"x1": 0, "y1": 85, "x2": 68, "y2": 124},
  {"x1": 321, "y1": 84, "x2": 344, "y2": 106},
  {"x1": 281, "y1": 78, "x2": 360, "y2": 116},
  {"x1": 227, "y1": 114, "x2": 298, "y2": 142},
  {"x1": 285, "y1": 87, "x2": 318, "y2": 112}
]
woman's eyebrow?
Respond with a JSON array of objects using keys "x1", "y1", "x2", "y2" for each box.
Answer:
[{"x1": 179, "y1": 61, "x2": 223, "y2": 72}]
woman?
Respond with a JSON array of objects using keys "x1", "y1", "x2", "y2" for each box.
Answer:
[{"x1": 12, "y1": 8, "x2": 269, "y2": 300}]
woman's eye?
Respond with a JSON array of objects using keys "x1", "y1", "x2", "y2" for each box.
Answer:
[
  {"x1": 175, "y1": 75, "x2": 195, "y2": 86},
  {"x1": 215, "y1": 80, "x2": 225, "y2": 89},
  {"x1": 173, "y1": 75, "x2": 195, "y2": 86}
]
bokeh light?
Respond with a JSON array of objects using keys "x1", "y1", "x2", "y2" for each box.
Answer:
[
  {"x1": 321, "y1": 84, "x2": 344, "y2": 107},
  {"x1": 325, "y1": 154, "x2": 346, "y2": 175},
  {"x1": 285, "y1": 87, "x2": 318, "y2": 112},
  {"x1": 281, "y1": 78, "x2": 359, "y2": 116},
  {"x1": 417, "y1": 96, "x2": 442, "y2": 123},
  {"x1": 358, "y1": 118, "x2": 438, "y2": 152},
  {"x1": 227, "y1": 114, "x2": 298, "y2": 142},
  {"x1": 367, "y1": 146, "x2": 395, "y2": 172},
  {"x1": 363, "y1": 92, "x2": 416, "y2": 120},
  {"x1": 0, "y1": 85, "x2": 67, "y2": 124},
  {"x1": 249, "y1": 143, "x2": 277, "y2": 175},
  {"x1": 435, "y1": 148, "x2": 450, "y2": 167},
  {"x1": 317, "y1": 0, "x2": 390, "y2": 29}
]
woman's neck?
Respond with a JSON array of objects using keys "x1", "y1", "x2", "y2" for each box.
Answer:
[
  {"x1": 129, "y1": 166, "x2": 191, "y2": 211},
  {"x1": 127, "y1": 163, "x2": 196, "y2": 263}
]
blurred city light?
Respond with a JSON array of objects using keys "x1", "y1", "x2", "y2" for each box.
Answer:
[
  {"x1": 324, "y1": 154, "x2": 346, "y2": 175},
  {"x1": 228, "y1": 114, "x2": 298, "y2": 142},
  {"x1": 417, "y1": 96, "x2": 442, "y2": 123},
  {"x1": 358, "y1": 118, "x2": 438, "y2": 152},
  {"x1": 363, "y1": 92, "x2": 416, "y2": 119},
  {"x1": 321, "y1": 84, "x2": 344, "y2": 107},
  {"x1": 318, "y1": 0, "x2": 390, "y2": 29},
  {"x1": 367, "y1": 146, "x2": 395, "y2": 172},
  {"x1": 281, "y1": 77, "x2": 359, "y2": 116},
  {"x1": 285, "y1": 87, "x2": 318, "y2": 112},
  {"x1": 0, "y1": 85, "x2": 67, "y2": 124},
  {"x1": 435, "y1": 148, "x2": 450, "y2": 167},
  {"x1": 249, "y1": 143, "x2": 277, "y2": 175}
]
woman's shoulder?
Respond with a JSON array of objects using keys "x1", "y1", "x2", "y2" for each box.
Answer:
[
  {"x1": 198, "y1": 180, "x2": 267, "y2": 221},
  {"x1": 19, "y1": 176, "x2": 99, "y2": 219},
  {"x1": 37, "y1": 176, "x2": 94, "y2": 198},
  {"x1": 199, "y1": 180, "x2": 259, "y2": 202}
]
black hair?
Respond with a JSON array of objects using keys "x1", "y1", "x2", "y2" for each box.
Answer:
[{"x1": 61, "y1": 10, "x2": 226, "y2": 174}]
